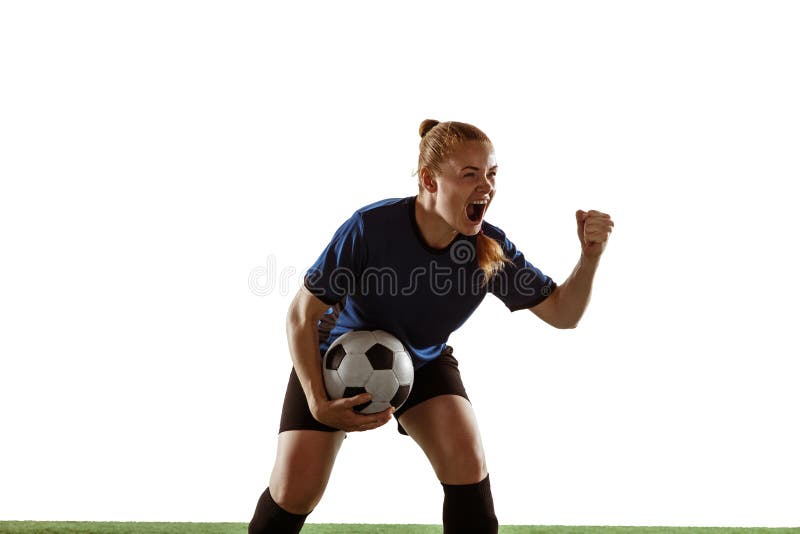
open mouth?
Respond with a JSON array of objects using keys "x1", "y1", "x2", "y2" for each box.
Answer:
[{"x1": 466, "y1": 199, "x2": 489, "y2": 223}]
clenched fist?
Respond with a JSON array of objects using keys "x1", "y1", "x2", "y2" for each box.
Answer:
[{"x1": 576, "y1": 210, "x2": 614, "y2": 259}]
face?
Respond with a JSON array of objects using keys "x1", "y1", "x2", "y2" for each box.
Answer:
[{"x1": 424, "y1": 141, "x2": 497, "y2": 236}]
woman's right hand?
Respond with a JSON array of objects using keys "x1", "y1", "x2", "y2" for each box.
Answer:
[{"x1": 310, "y1": 393, "x2": 395, "y2": 432}]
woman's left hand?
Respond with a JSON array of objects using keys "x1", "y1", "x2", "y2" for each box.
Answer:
[{"x1": 576, "y1": 209, "x2": 614, "y2": 259}]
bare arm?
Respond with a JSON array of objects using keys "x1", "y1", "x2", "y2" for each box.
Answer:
[
  {"x1": 285, "y1": 285, "x2": 334, "y2": 411},
  {"x1": 529, "y1": 254, "x2": 599, "y2": 329},
  {"x1": 530, "y1": 209, "x2": 613, "y2": 329},
  {"x1": 285, "y1": 285, "x2": 394, "y2": 432}
]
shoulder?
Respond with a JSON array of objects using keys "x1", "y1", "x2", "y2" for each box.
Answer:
[
  {"x1": 351, "y1": 196, "x2": 412, "y2": 227},
  {"x1": 354, "y1": 196, "x2": 410, "y2": 216},
  {"x1": 328, "y1": 196, "x2": 411, "y2": 241}
]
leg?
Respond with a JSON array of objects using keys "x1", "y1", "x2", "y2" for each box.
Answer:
[
  {"x1": 399, "y1": 394, "x2": 498, "y2": 533},
  {"x1": 249, "y1": 429, "x2": 345, "y2": 533},
  {"x1": 250, "y1": 303, "x2": 347, "y2": 533},
  {"x1": 268, "y1": 429, "x2": 345, "y2": 513},
  {"x1": 398, "y1": 394, "x2": 488, "y2": 484}
]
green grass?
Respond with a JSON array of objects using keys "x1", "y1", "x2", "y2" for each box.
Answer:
[{"x1": 1, "y1": 524, "x2": 798, "y2": 534}]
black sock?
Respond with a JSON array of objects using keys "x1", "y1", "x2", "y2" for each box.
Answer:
[
  {"x1": 248, "y1": 486, "x2": 310, "y2": 534},
  {"x1": 441, "y1": 473, "x2": 499, "y2": 534}
]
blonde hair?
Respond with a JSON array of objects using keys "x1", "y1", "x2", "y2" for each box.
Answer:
[{"x1": 417, "y1": 119, "x2": 510, "y2": 285}]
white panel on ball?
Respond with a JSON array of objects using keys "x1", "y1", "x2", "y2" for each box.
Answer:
[
  {"x1": 336, "y1": 352, "x2": 374, "y2": 386},
  {"x1": 392, "y1": 351, "x2": 414, "y2": 385},
  {"x1": 361, "y1": 401, "x2": 391, "y2": 414},
  {"x1": 339, "y1": 331, "x2": 378, "y2": 354},
  {"x1": 323, "y1": 367, "x2": 346, "y2": 398},
  {"x1": 366, "y1": 370, "x2": 400, "y2": 401}
]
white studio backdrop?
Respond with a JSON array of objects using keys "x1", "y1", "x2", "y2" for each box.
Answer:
[{"x1": 1, "y1": 0, "x2": 798, "y2": 527}]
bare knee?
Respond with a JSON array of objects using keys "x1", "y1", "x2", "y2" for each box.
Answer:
[
  {"x1": 267, "y1": 430, "x2": 345, "y2": 515},
  {"x1": 436, "y1": 443, "x2": 488, "y2": 485},
  {"x1": 400, "y1": 396, "x2": 489, "y2": 485},
  {"x1": 268, "y1": 478, "x2": 325, "y2": 515}
]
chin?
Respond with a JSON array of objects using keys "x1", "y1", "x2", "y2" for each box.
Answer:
[
  {"x1": 463, "y1": 224, "x2": 482, "y2": 236},
  {"x1": 458, "y1": 215, "x2": 484, "y2": 235}
]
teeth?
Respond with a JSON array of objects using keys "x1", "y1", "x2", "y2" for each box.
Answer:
[{"x1": 470, "y1": 199, "x2": 489, "y2": 205}]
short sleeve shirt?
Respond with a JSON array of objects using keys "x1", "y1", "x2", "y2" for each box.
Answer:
[{"x1": 304, "y1": 196, "x2": 557, "y2": 368}]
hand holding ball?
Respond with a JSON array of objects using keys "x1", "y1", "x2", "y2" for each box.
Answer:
[{"x1": 322, "y1": 330, "x2": 414, "y2": 414}]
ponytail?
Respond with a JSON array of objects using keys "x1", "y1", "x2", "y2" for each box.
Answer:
[
  {"x1": 476, "y1": 232, "x2": 511, "y2": 286},
  {"x1": 417, "y1": 118, "x2": 509, "y2": 285}
]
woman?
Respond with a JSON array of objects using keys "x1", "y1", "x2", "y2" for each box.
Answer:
[{"x1": 249, "y1": 119, "x2": 614, "y2": 533}]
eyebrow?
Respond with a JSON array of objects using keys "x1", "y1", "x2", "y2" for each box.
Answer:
[{"x1": 461, "y1": 165, "x2": 499, "y2": 171}]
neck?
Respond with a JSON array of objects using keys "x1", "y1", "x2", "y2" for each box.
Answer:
[{"x1": 414, "y1": 194, "x2": 458, "y2": 249}]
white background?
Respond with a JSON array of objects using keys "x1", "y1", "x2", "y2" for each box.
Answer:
[{"x1": 1, "y1": 0, "x2": 798, "y2": 528}]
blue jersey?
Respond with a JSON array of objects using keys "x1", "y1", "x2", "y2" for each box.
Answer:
[{"x1": 304, "y1": 196, "x2": 557, "y2": 369}]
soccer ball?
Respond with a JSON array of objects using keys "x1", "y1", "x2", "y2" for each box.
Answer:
[{"x1": 322, "y1": 330, "x2": 414, "y2": 414}]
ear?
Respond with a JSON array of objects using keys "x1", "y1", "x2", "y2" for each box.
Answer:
[{"x1": 419, "y1": 167, "x2": 437, "y2": 193}]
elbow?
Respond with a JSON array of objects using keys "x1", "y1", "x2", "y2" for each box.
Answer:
[
  {"x1": 557, "y1": 312, "x2": 581, "y2": 329},
  {"x1": 558, "y1": 312, "x2": 583, "y2": 330},
  {"x1": 558, "y1": 305, "x2": 583, "y2": 329},
  {"x1": 555, "y1": 319, "x2": 578, "y2": 330}
]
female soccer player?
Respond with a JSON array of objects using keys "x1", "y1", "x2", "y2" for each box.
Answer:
[{"x1": 249, "y1": 119, "x2": 614, "y2": 533}]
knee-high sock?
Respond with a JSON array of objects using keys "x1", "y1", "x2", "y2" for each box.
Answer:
[
  {"x1": 248, "y1": 486, "x2": 310, "y2": 534},
  {"x1": 441, "y1": 473, "x2": 499, "y2": 534}
]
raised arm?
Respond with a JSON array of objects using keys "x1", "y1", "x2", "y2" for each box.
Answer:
[{"x1": 529, "y1": 209, "x2": 613, "y2": 329}]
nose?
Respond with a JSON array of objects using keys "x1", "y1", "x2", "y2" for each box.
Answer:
[{"x1": 477, "y1": 173, "x2": 494, "y2": 195}]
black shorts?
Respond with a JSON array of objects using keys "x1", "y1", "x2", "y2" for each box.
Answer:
[{"x1": 278, "y1": 345, "x2": 470, "y2": 436}]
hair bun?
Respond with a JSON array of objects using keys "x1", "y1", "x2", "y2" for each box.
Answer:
[{"x1": 419, "y1": 119, "x2": 440, "y2": 138}]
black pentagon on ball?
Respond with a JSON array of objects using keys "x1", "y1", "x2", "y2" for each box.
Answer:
[
  {"x1": 390, "y1": 384, "x2": 411, "y2": 408},
  {"x1": 343, "y1": 386, "x2": 370, "y2": 412},
  {"x1": 325, "y1": 344, "x2": 347, "y2": 370},
  {"x1": 365, "y1": 343, "x2": 394, "y2": 370}
]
